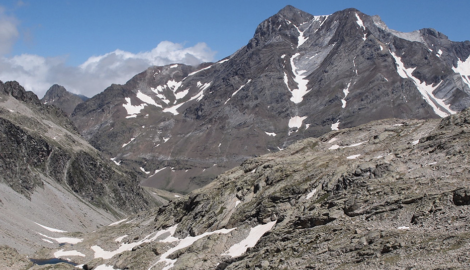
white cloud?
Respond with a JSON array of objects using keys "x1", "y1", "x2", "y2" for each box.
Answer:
[
  {"x1": 0, "y1": 6, "x2": 19, "y2": 55},
  {"x1": 0, "y1": 41, "x2": 216, "y2": 98}
]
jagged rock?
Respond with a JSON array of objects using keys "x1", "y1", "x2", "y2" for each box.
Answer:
[{"x1": 70, "y1": 6, "x2": 470, "y2": 194}]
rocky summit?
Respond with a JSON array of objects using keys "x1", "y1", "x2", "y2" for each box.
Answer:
[
  {"x1": 41, "y1": 84, "x2": 88, "y2": 116},
  {"x1": 70, "y1": 6, "x2": 470, "y2": 194},
  {"x1": 20, "y1": 106, "x2": 470, "y2": 270}
]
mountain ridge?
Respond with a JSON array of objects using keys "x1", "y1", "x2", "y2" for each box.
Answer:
[{"x1": 69, "y1": 6, "x2": 470, "y2": 195}]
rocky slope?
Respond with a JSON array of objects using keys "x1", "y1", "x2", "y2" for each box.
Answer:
[
  {"x1": 28, "y1": 108, "x2": 470, "y2": 269},
  {"x1": 0, "y1": 80, "x2": 158, "y2": 254},
  {"x1": 41, "y1": 84, "x2": 88, "y2": 116},
  {"x1": 70, "y1": 6, "x2": 470, "y2": 194}
]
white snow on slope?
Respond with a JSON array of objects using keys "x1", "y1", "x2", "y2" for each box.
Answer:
[
  {"x1": 331, "y1": 120, "x2": 340, "y2": 131},
  {"x1": 289, "y1": 53, "x2": 310, "y2": 103},
  {"x1": 188, "y1": 65, "x2": 213, "y2": 77},
  {"x1": 341, "y1": 82, "x2": 352, "y2": 108},
  {"x1": 37, "y1": 232, "x2": 83, "y2": 244},
  {"x1": 305, "y1": 188, "x2": 317, "y2": 200},
  {"x1": 437, "y1": 49, "x2": 443, "y2": 57},
  {"x1": 355, "y1": 13, "x2": 366, "y2": 30},
  {"x1": 293, "y1": 24, "x2": 308, "y2": 47},
  {"x1": 453, "y1": 56, "x2": 470, "y2": 90},
  {"x1": 174, "y1": 89, "x2": 189, "y2": 100},
  {"x1": 122, "y1": 138, "x2": 135, "y2": 148},
  {"x1": 222, "y1": 221, "x2": 276, "y2": 258},
  {"x1": 163, "y1": 82, "x2": 210, "y2": 115},
  {"x1": 110, "y1": 157, "x2": 121, "y2": 166},
  {"x1": 150, "y1": 167, "x2": 167, "y2": 177},
  {"x1": 391, "y1": 52, "x2": 455, "y2": 117},
  {"x1": 93, "y1": 225, "x2": 178, "y2": 260},
  {"x1": 225, "y1": 80, "x2": 251, "y2": 104},
  {"x1": 136, "y1": 90, "x2": 162, "y2": 108},
  {"x1": 123, "y1": 98, "x2": 146, "y2": 118},
  {"x1": 94, "y1": 264, "x2": 119, "y2": 270},
  {"x1": 265, "y1": 132, "x2": 276, "y2": 137},
  {"x1": 347, "y1": 154, "x2": 361, "y2": 160},
  {"x1": 108, "y1": 218, "x2": 128, "y2": 226},
  {"x1": 140, "y1": 167, "x2": 150, "y2": 174},
  {"x1": 115, "y1": 235, "x2": 127, "y2": 243},
  {"x1": 34, "y1": 222, "x2": 67, "y2": 233},
  {"x1": 54, "y1": 249, "x2": 85, "y2": 258},
  {"x1": 149, "y1": 227, "x2": 235, "y2": 270},
  {"x1": 288, "y1": 116, "x2": 307, "y2": 130}
]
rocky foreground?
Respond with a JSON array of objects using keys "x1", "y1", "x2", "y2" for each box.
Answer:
[{"x1": 7, "y1": 108, "x2": 470, "y2": 269}]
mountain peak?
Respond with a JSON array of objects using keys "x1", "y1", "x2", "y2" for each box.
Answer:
[
  {"x1": 276, "y1": 5, "x2": 314, "y2": 25},
  {"x1": 42, "y1": 84, "x2": 86, "y2": 115}
]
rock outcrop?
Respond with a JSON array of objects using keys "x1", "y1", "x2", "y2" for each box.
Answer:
[
  {"x1": 41, "y1": 84, "x2": 87, "y2": 116},
  {"x1": 42, "y1": 108, "x2": 470, "y2": 269},
  {"x1": 0, "y1": 80, "x2": 157, "y2": 254}
]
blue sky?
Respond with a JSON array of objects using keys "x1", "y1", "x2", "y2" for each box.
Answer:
[{"x1": 1, "y1": 0, "x2": 469, "y2": 97}]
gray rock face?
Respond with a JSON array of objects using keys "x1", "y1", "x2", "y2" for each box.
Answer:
[
  {"x1": 71, "y1": 6, "x2": 470, "y2": 194},
  {"x1": 0, "y1": 80, "x2": 157, "y2": 254},
  {"x1": 50, "y1": 108, "x2": 470, "y2": 269},
  {"x1": 41, "y1": 84, "x2": 88, "y2": 116}
]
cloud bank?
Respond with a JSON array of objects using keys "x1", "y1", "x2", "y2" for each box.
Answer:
[{"x1": 0, "y1": 41, "x2": 216, "y2": 98}]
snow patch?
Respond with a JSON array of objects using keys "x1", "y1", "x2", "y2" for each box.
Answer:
[
  {"x1": 347, "y1": 154, "x2": 361, "y2": 160},
  {"x1": 54, "y1": 249, "x2": 85, "y2": 258},
  {"x1": 188, "y1": 65, "x2": 213, "y2": 77},
  {"x1": 398, "y1": 226, "x2": 410, "y2": 230},
  {"x1": 288, "y1": 116, "x2": 307, "y2": 129},
  {"x1": 37, "y1": 232, "x2": 82, "y2": 244},
  {"x1": 34, "y1": 222, "x2": 67, "y2": 233},
  {"x1": 331, "y1": 120, "x2": 340, "y2": 131},
  {"x1": 122, "y1": 138, "x2": 135, "y2": 148},
  {"x1": 222, "y1": 221, "x2": 276, "y2": 258},
  {"x1": 328, "y1": 145, "x2": 340, "y2": 150},
  {"x1": 108, "y1": 218, "x2": 128, "y2": 226},
  {"x1": 265, "y1": 132, "x2": 276, "y2": 137},
  {"x1": 149, "y1": 227, "x2": 235, "y2": 270},
  {"x1": 412, "y1": 139, "x2": 420, "y2": 145},
  {"x1": 115, "y1": 235, "x2": 127, "y2": 243},
  {"x1": 437, "y1": 49, "x2": 443, "y2": 57},
  {"x1": 392, "y1": 51, "x2": 455, "y2": 117},
  {"x1": 305, "y1": 188, "x2": 317, "y2": 200},
  {"x1": 93, "y1": 225, "x2": 178, "y2": 260},
  {"x1": 453, "y1": 56, "x2": 470, "y2": 90},
  {"x1": 140, "y1": 167, "x2": 150, "y2": 174},
  {"x1": 123, "y1": 98, "x2": 146, "y2": 118},
  {"x1": 289, "y1": 53, "x2": 310, "y2": 103},
  {"x1": 150, "y1": 167, "x2": 166, "y2": 177},
  {"x1": 235, "y1": 200, "x2": 241, "y2": 207},
  {"x1": 137, "y1": 90, "x2": 162, "y2": 108},
  {"x1": 355, "y1": 13, "x2": 366, "y2": 30},
  {"x1": 174, "y1": 89, "x2": 189, "y2": 100},
  {"x1": 293, "y1": 24, "x2": 308, "y2": 47},
  {"x1": 341, "y1": 82, "x2": 352, "y2": 108}
]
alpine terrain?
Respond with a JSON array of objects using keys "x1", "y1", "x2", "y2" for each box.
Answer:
[
  {"x1": 1, "y1": 5, "x2": 470, "y2": 270},
  {"x1": 0, "y1": 80, "x2": 158, "y2": 256},
  {"x1": 70, "y1": 6, "x2": 470, "y2": 194}
]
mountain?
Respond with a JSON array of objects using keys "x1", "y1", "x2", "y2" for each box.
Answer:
[
  {"x1": 41, "y1": 84, "x2": 88, "y2": 116},
  {"x1": 0, "y1": 80, "x2": 157, "y2": 254},
  {"x1": 70, "y1": 6, "x2": 470, "y2": 195},
  {"x1": 23, "y1": 107, "x2": 470, "y2": 269}
]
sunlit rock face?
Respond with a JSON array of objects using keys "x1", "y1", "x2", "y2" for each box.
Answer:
[{"x1": 70, "y1": 6, "x2": 470, "y2": 195}]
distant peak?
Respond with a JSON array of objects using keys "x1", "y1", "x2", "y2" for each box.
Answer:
[{"x1": 276, "y1": 5, "x2": 314, "y2": 25}]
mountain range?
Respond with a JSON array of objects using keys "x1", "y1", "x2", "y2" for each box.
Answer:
[
  {"x1": 2, "y1": 5, "x2": 470, "y2": 269},
  {"x1": 65, "y1": 6, "x2": 470, "y2": 194}
]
